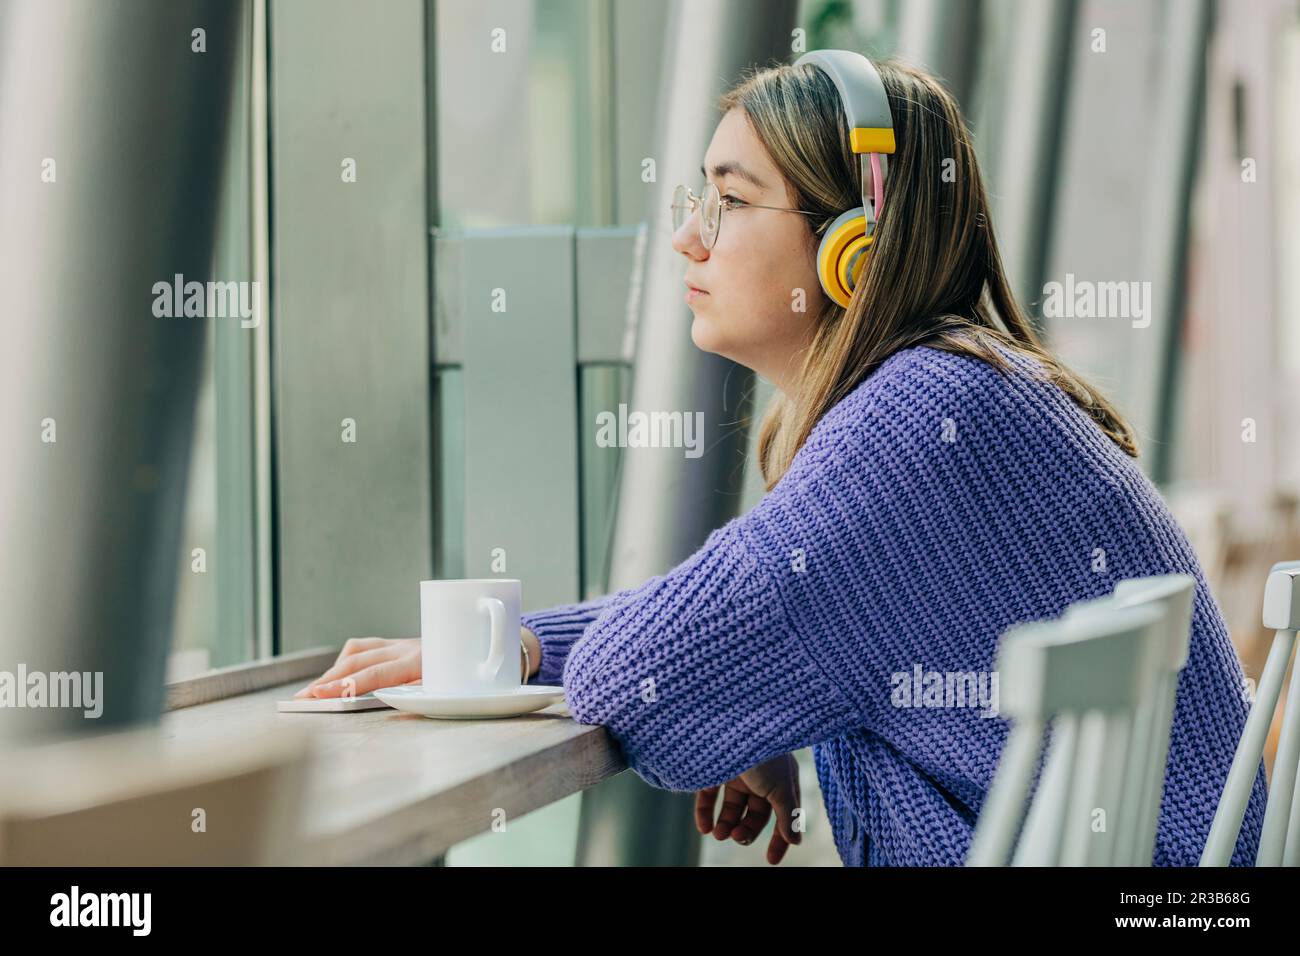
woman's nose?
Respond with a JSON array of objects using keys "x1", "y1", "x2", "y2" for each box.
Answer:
[{"x1": 671, "y1": 212, "x2": 707, "y2": 260}]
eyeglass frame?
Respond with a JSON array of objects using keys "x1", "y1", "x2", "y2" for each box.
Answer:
[{"x1": 670, "y1": 181, "x2": 822, "y2": 250}]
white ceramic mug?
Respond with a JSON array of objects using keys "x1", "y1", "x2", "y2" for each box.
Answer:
[{"x1": 420, "y1": 579, "x2": 522, "y2": 695}]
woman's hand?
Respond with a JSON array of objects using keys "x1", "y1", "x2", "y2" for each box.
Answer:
[
  {"x1": 293, "y1": 637, "x2": 421, "y2": 698},
  {"x1": 294, "y1": 628, "x2": 542, "y2": 698},
  {"x1": 694, "y1": 752, "x2": 804, "y2": 865}
]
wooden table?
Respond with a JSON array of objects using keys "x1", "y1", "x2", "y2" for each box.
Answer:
[{"x1": 158, "y1": 649, "x2": 627, "y2": 865}]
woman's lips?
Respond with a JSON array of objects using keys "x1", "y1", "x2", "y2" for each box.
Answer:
[{"x1": 684, "y1": 281, "x2": 709, "y2": 303}]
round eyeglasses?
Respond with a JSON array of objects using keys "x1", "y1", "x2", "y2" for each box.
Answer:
[{"x1": 671, "y1": 181, "x2": 821, "y2": 250}]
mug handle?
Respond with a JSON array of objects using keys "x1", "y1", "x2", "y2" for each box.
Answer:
[{"x1": 477, "y1": 597, "x2": 507, "y2": 680}]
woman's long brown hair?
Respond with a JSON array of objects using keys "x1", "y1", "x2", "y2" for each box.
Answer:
[{"x1": 718, "y1": 57, "x2": 1140, "y2": 491}]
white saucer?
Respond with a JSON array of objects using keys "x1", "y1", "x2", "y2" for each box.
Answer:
[{"x1": 372, "y1": 682, "x2": 566, "y2": 719}]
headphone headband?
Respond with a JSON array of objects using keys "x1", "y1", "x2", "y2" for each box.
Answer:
[
  {"x1": 793, "y1": 50, "x2": 895, "y2": 156},
  {"x1": 793, "y1": 49, "x2": 894, "y2": 228}
]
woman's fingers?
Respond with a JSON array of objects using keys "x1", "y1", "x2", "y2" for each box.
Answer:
[
  {"x1": 694, "y1": 786, "x2": 720, "y2": 835},
  {"x1": 311, "y1": 645, "x2": 403, "y2": 688},
  {"x1": 686, "y1": 757, "x2": 803, "y2": 862},
  {"x1": 711, "y1": 784, "x2": 749, "y2": 840},
  {"x1": 764, "y1": 787, "x2": 803, "y2": 848},
  {"x1": 310, "y1": 657, "x2": 414, "y2": 698},
  {"x1": 331, "y1": 637, "x2": 389, "y2": 667},
  {"x1": 693, "y1": 774, "x2": 800, "y2": 863},
  {"x1": 729, "y1": 794, "x2": 770, "y2": 846},
  {"x1": 294, "y1": 638, "x2": 400, "y2": 697},
  {"x1": 766, "y1": 827, "x2": 792, "y2": 865}
]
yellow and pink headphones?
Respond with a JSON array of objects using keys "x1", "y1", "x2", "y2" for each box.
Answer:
[{"x1": 794, "y1": 50, "x2": 896, "y2": 309}]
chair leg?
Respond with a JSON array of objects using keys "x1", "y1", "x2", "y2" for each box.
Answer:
[
  {"x1": 967, "y1": 721, "x2": 1043, "y2": 866},
  {"x1": 1201, "y1": 628, "x2": 1294, "y2": 865},
  {"x1": 1258, "y1": 643, "x2": 1300, "y2": 865}
]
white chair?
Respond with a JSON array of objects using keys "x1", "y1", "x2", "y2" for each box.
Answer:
[
  {"x1": 1067, "y1": 574, "x2": 1195, "y2": 865},
  {"x1": 1201, "y1": 560, "x2": 1300, "y2": 866},
  {"x1": 967, "y1": 599, "x2": 1165, "y2": 866}
]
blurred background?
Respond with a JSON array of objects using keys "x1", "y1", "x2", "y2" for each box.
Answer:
[{"x1": 1, "y1": 0, "x2": 1297, "y2": 866}]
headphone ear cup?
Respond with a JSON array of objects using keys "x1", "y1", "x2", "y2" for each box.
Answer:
[{"x1": 816, "y1": 207, "x2": 873, "y2": 308}]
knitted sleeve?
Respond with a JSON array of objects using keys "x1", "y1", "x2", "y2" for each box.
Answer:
[
  {"x1": 520, "y1": 587, "x2": 643, "y2": 686},
  {"x1": 560, "y1": 519, "x2": 870, "y2": 792}
]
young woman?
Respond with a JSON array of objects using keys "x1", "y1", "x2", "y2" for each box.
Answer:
[{"x1": 298, "y1": 53, "x2": 1267, "y2": 867}]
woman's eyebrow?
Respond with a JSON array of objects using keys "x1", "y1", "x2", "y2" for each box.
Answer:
[{"x1": 701, "y1": 161, "x2": 767, "y2": 190}]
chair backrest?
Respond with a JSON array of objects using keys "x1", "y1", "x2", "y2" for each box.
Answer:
[
  {"x1": 1104, "y1": 574, "x2": 1195, "y2": 865},
  {"x1": 967, "y1": 600, "x2": 1164, "y2": 866},
  {"x1": 0, "y1": 726, "x2": 313, "y2": 865},
  {"x1": 1201, "y1": 559, "x2": 1300, "y2": 866}
]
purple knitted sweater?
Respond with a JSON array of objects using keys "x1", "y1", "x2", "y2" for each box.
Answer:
[{"x1": 520, "y1": 342, "x2": 1268, "y2": 866}]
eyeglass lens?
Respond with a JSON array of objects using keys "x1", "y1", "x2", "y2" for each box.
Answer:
[{"x1": 670, "y1": 182, "x2": 721, "y2": 249}]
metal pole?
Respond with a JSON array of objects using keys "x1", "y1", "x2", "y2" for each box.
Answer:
[
  {"x1": 574, "y1": 0, "x2": 799, "y2": 868},
  {"x1": 973, "y1": 0, "x2": 1079, "y2": 326},
  {"x1": 895, "y1": 0, "x2": 983, "y2": 106},
  {"x1": 0, "y1": 0, "x2": 242, "y2": 741},
  {"x1": 1146, "y1": 0, "x2": 1213, "y2": 484}
]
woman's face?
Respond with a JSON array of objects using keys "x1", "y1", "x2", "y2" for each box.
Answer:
[{"x1": 672, "y1": 108, "x2": 827, "y2": 392}]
